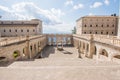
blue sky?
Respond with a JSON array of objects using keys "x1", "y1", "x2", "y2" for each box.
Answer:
[{"x1": 0, "y1": 0, "x2": 119, "y2": 33}]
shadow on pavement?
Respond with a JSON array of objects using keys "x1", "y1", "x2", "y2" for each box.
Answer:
[{"x1": 41, "y1": 45, "x2": 55, "y2": 58}]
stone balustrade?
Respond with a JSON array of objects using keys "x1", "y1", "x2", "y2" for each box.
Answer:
[
  {"x1": 73, "y1": 34, "x2": 91, "y2": 40},
  {"x1": 73, "y1": 34, "x2": 120, "y2": 47},
  {"x1": 93, "y1": 34, "x2": 120, "y2": 47},
  {"x1": 0, "y1": 35, "x2": 44, "y2": 47}
]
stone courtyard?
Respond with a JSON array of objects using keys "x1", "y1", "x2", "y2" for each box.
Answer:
[{"x1": 0, "y1": 46, "x2": 120, "y2": 80}]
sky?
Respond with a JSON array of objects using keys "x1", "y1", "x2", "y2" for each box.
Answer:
[{"x1": 0, "y1": 0, "x2": 119, "y2": 33}]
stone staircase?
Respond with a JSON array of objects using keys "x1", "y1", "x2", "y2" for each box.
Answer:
[
  {"x1": 8, "y1": 47, "x2": 120, "y2": 67},
  {"x1": 1, "y1": 46, "x2": 120, "y2": 80}
]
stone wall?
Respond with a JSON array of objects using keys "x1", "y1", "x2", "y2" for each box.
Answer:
[
  {"x1": 0, "y1": 35, "x2": 47, "y2": 61},
  {"x1": 0, "y1": 19, "x2": 42, "y2": 37},
  {"x1": 76, "y1": 16, "x2": 118, "y2": 36}
]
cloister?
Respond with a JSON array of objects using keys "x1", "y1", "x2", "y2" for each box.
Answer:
[{"x1": 0, "y1": 34, "x2": 120, "y2": 63}]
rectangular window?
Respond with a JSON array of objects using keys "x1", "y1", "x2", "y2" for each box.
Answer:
[
  {"x1": 9, "y1": 29, "x2": 11, "y2": 32},
  {"x1": 4, "y1": 29, "x2": 6, "y2": 32},
  {"x1": 27, "y1": 30, "x2": 29, "y2": 32},
  {"x1": 21, "y1": 30, "x2": 23, "y2": 32}
]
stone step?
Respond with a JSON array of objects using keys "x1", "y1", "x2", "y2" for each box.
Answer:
[{"x1": 8, "y1": 58, "x2": 120, "y2": 68}]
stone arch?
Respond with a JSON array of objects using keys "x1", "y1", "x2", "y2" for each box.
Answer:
[
  {"x1": 113, "y1": 55, "x2": 120, "y2": 59},
  {"x1": 13, "y1": 50, "x2": 20, "y2": 59},
  {"x1": 99, "y1": 49, "x2": 108, "y2": 57},
  {"x1": 0, "y1": 56, "x2": 6, "y2": 61}
]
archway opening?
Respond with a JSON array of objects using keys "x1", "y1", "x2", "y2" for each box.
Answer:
[
  {"x1": 13, "y1": 50, "x2": 20, "y2": 58},
  {"x1": 114, "y1": 55, "x2": 120, "y2": 59},
  {"x1": 93, "y1": 46, "x2": 97, "y2": 55},
  {"x1": 0, "y1": 57, "x2": 6, "y2": 60},
  {"x1": 100, "y1": 49, "x2": 108, "y2": 57}
]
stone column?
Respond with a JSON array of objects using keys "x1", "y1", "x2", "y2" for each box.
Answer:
[
  {"x1": 96, "y1": 50, "x2": 100, "y2": 60},
  {"x1": 80, "y1": 42, "x2": 83, "y2": 53},
  {"x1": 78, "y1": 41, "x2": 82, "y2": 58},
  {"x1": 84, "y1": 43, "x2": 88, "y2": 57},
  {"x1": 26, "y1": 35, "x2": 31, "y2": 59},
  {"x1": 108, "y1": 52, "x2": 114, "y2": 61},
  {"x1": 87, "y1": 35, "x2": 94, "y2": 58}
]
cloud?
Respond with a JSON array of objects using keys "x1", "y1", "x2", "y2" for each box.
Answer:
[
  {"x1": 0, "y1": 2, "x2": 65, "y2": 25},
  {"x1": 43, "y1": 23, "x2": 74, "y2": 33},
  {"x1": 88, "y1": 13, "x2": 94, "y2": 16},
  {"x1": 65, "y1": 0, "x2": 73, "y2": 6},
  {"x1": 104, "y1": 0, "x2": 110, "y2": 5},
  {"x1": 90, "y1": 2, "x2": 103, "y2": 8},
  {"x1": 73, "y1": 4, "x2": 84, "y2": 10},
  {"x1": 0, "y1": 5, "x2": 11, "y2": 12}
]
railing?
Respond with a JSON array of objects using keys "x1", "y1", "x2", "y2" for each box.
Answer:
[
  {"x1": 0, "y1": 35, "x2": 44, "y2": 47},
  {"x1": 73, "y1": 34, "x2": 92, "y2": 40},
  {"x1": 93, "y1": 35, "x2": 120, "y2": 47},
  {"x1": 73, "y1": 34, "x2": 120, "y2": 47}
]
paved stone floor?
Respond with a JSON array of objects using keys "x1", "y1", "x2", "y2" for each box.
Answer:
[{"x1": 0, "y1": 46, "x2": 120, "y2": 80}]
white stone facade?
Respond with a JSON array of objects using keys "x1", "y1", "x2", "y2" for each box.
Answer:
[
  {"x1": 0, "y1": 19, "x2": 42, "y2": 37},
  {"x1": 76, "y1": 16, "x2": 118, "y2": 36}
]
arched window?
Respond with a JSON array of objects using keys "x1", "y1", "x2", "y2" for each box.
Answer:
[
  {"x1": 90, "y1": 32, "x2": 92, "y2": 34},
  {"x1": 84, "y1": 32, "x2": 86, "y2": 34},
  {"x1": 85, "y1": 25, "x2": 87, "y2": 27},
  {"x1": 96, "y1": 32, "x2": 97, "y2": 34},
  {"x1": 107, "y1": 25, "x2": 109, "y2": 27}
]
